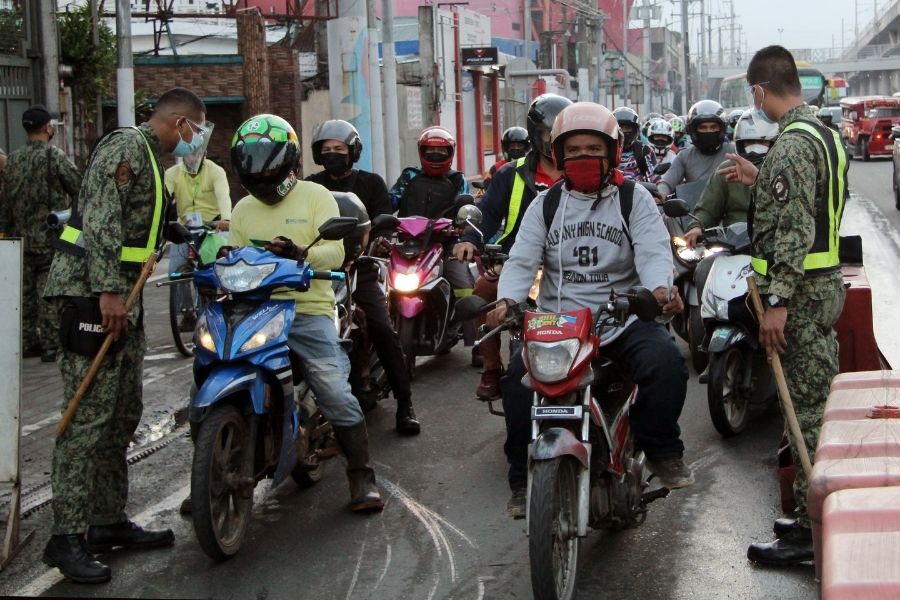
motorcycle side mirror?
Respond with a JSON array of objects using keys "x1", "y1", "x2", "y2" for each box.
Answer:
[
  {"x1": 455, "y1": 204, "x2": 483, "y2": 228},
  {"x1": 453, "y1": 295, "x2": 488, "y2": 321},
  {"x1": 166, "y1": 221, "x2": 192, "y2": 244},
  {"x1": 317, "y1": 216, "x2": 359, "y2": 240},
  {"x1": 662, "y1": 198, "x2": 691, "y2": 218},
  {"x1": 372, "y1": 213, "x2": 400, "y2": 231},
  {"x1": 653, "y1": 162, "x2": 671, "y2": 175},
  {"x1": 470, "y1": 180, "x2": 485, "y2": 190},
  {"x1": 627, "y1": 287, "x2": 661, "y2": 322}
]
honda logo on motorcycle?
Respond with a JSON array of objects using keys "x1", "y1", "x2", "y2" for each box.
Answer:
[{"x1": 532, "y1": 406, "x2": 583, "y2": 420}]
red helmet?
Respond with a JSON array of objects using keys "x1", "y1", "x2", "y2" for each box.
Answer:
[
  {"x1": 418, "y1": 126, "x2": 455, "y2": 176},
  {"x1": 550, "y1": 102, "x2": 622, "y2": 172}
]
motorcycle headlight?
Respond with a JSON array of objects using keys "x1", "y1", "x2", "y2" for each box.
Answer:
[
  {"x1": 675, "y1": 244, "x2": 707, "y2": 264},
  {"x1": 526, "y1": 339, "x2": 580, "y2": 383},
  {"x1": 215, "y1": 260, "x2": 277, "y2": 293},
  {"x1": 196, "y1": 313, "x2": 217, "y2": 353},
  {"x1": 238, "y1": 312, "x2": 286, "y2": 354},
  {"x1": 394, "y1": 272, "x2": 420, "y2": 292}
]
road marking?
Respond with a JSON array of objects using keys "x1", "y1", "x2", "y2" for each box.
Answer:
[
  {"x1": 20, "y1": 414, "x2": 60, "y2": 436},
  {"x1": 344, "y1": 522, "x2": 370, "y2": 600},
  {"x1": 144, "y1": 352, "x2": 185, "y2": 362},
  {"x1": 14, "y1": 482, "x2": 191, "y2": 597},
  {"x1": 373, "y1": 543, "x2": 392, "y2": 594}
]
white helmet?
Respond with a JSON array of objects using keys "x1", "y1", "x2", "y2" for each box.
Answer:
[
  {"x1": 646, "y1": 118, "x2": 674, "y2": 158},
  {"x1": 734, "y1": 109, "x2": 779, "y2": 164}
]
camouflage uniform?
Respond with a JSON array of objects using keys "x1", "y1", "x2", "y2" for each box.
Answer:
[
  {"x1": 0, "y1": 140, "x2": 81, "y2": 351},
  {"x1": 43, "y1": 124, "x2": 163, "y2": 535},
  {"x1": 750, "y1": 104, "x2": 846, "y2": 528}
]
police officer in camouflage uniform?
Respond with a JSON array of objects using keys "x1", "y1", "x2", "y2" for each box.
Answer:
[
  {"x1": 718, "y1": 46, "x2": 847, "y2": 567},
  {"x1": 0, "y1": 105, "x2": 81, "y2": 362},
  {"x1": 41, "y1": 88, "x2": 207, "y2": 583}
]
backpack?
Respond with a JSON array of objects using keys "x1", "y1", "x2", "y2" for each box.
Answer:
[{"x1": 542, "y1": 180, "x2": 636, "y2": 246}]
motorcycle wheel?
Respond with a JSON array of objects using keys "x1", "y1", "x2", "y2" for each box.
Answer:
[
  {"x1": 169, "y1": 279, "x2": 199, "y2": 358},
  {"x1": 191, "y1": 404, "x2": 254, "y2": 561},
  {"x1": 707, "y1": 347, "x2": 751, "y2": 437},
  {"x1": 529, "y1": 457, "x2": 580, "y2": 600},
  {"x1": 291, "y1": 410, "x2": 327, "y2": 489},
  {"x1": 688, "y1": 306, "x2": 708, "y2": 373},
  {"x1": 397, "y1": 317, "x2": 416, "y2": 381}
]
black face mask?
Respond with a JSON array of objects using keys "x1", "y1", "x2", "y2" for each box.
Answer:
[
  {"x1": 423, "y1": 151, "x2": 449, "y2": 163},
  {"x1": 694, "y1": 131, "x2": 723, "y2": 155},
  {"x1": 506, "y1": 148, "x2": 527, "y2": 161},
  {"x1": 621, "y1": 128, "x2": 638, "y2": 147},
  {"x1": 321, "y1": 153, "x2": 350, "y2": 177}
]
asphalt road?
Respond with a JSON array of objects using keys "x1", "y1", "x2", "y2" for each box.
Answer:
[{"x1": 3, "y1": 159, "x2": 898, "y2": 599}]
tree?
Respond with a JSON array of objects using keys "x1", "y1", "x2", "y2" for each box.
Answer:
[
  {"x1": 0, "y1": 9, "x2": 24, "y2": 55},
  {"x1": 58, "y1": 2, "x2": 116, "y2": 125}
]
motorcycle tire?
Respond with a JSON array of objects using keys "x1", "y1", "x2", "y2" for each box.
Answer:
[
  {"x1": 291, "y1": 406, "x2": 327, "y2": 488},
  {"x1": 529, "y1": 457, "x2": 580, "y2": 600},
  {"x1": 169, "y1": 279, "x2": 199, "y2": 358},
  {"x1": 191, "y1": 404, "x2": 254, "y2": 561},
  {"x1": 707, "y1": 347, "x2": 751, "y2": 438},
  {"x1": 688, "y1": 306, "x2": 708, "y2": 373},
  {"x1": 398, "y1": 317, "x2": 416, "y2": 381}
]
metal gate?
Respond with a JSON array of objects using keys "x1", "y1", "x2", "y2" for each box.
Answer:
[{"x1": 0, "y1": 56, "x2": 33, "y2": 152}]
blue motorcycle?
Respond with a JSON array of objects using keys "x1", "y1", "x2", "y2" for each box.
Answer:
[{"x1": 186, "y1": 217, "x2": 358, "y2": 561}]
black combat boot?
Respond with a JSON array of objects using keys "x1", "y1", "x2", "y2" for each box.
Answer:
[
  {"x1": 773, "y1": 517, "x2": 798, "y2": 537},
  {"x1": 43, "y1": 534, "x2": 111, "y2": 583},
  {"x1": 333, "y1": 423, "x2": 385, "y2": 512},
  {"x1": 747, "y1": 525, "x2": 814, "y2": 566},
  {"x1": 395, "y1": 398, "x2": 421, "y2": 436},
  {"x1": 86, "y1": 520, "x2": 174, "y2": 553}
]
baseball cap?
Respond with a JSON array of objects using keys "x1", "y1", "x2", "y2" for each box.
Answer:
[{"x1": 22, "y1": 105, "x2": 58, "y2": 131}]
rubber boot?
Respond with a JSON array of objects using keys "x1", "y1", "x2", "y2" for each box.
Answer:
[
  {"x1": 43, "y1": 534, "x2": 111, "y2": 583},
  {"x1": 395, "y1": 398, "x2": 421, "y2": 436},
  {"x1": 332, "y1": 423, "x2": 385, "y2": 512}
]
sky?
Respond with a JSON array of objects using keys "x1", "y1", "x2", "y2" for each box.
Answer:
[{"x1": 654, "y1": 0, "x2": 876, "y2": 59}]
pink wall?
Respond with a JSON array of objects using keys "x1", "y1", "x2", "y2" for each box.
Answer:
[{"x1": 391, "y1": 0, "x2": 524, "y2": 40}]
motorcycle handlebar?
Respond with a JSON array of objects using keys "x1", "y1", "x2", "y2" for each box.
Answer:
[{"x1": 310, "y1": 270, "x2": 346, "y2": 281}]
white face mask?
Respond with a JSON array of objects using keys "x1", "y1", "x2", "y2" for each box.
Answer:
[{"x1": 743, "y1": 143, "x2": 770, "y2": 156}]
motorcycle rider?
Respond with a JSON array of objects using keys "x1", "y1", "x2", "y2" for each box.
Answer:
[
  {"x1": 388, "y1": 126, "x2": 475, "y2": 301},
  {"x1": 229, "y1": 114, "x2": 384, "y2": 513},
  {"x1": 726, "y1": 108, "x2": 744, "y2": 141},
  {"x1": 613, "y1": 106, "x2": 659, "y2": 182},
  {"x1": 670, "y1": 115, "x2": 689, "y2": 150},
  {"x1": 486, "y1": 102, "x2": 693, "y2": 518},
  {"x1": 452, "y1": 93, "x2": 572, "y2": 400},
  {"x1": 817, "y1": 106, "x2": 840, "y2": 132},
  {"x1": 641, "y1": 111, "x2": 664, "y2": 139},
  {"x1": 306, "y1": 119, "x2": 419, "y2": 435},
  {"x1": 483, "y1": 126, "x2": 530, "y2": 190},
  {"x1": 682, "y1": 109, "x2": 779, "y2": 249},
  {"x1": 647, "y1": 118, "x2": 678, "y2": 167},
  {"x1": 658, "y1": 100, "x2": 736, "y2": 198}
]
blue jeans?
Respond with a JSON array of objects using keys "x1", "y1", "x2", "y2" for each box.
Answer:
[{"x1": 287, "y1": 313, "x2": 364, "y2": 427}]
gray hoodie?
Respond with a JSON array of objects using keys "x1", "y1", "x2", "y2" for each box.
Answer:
[
  {"x1": 497, "y1": 181, "x2": 673, "y2": 343},
  {"x1": 658, "y1": 142, "x2": 735, "y2": 196}
]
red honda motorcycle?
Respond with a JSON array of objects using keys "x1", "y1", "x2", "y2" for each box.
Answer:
[{"x1": 457, "y1": 288, "x2": 670, "y2": 600}]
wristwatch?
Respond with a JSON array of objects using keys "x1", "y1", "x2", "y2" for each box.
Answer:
[{"x1": 767, "y1": 294, "x2": 789, "y2": 309}]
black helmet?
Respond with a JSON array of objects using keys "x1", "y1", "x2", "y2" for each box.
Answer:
[
  {"x1": 526, "y1": 94, "x2": 573, "y2": 159},
  {"x1": 311, "y1": 119, "x2": 363, "y2": 165},
  {"x1": 686, "y1": 100, "x2": 727, "y2": 154},
  {"x1": 613, "y1": 106, "x2": 641, "y2": 147},
  {"x1": 501, "y1": 126, "x2": 530, "y2": 160},
  {"x1": 231, "y1": 114, "x2": 300, "y2": 205},
  {"x1": 331, "y1": 191, "x2": 371, "y2": 266}
]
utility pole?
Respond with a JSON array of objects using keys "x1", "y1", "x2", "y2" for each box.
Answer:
[
  {"x1": 623, "y1": 0, "x2": 629, "y2": 105},
  {"x1": 364, "y1": 0, "x2": 385, "y2": 178},
  {"x1": 116, "y1": 0, "x2": 134, "y2": 127},
  {"x1": 681, "y1": 0, "x2": 690, "y2": 113},
  {"x1": 523, "y1": 0, "x2": 531, "y2": 60},
  {"x1": 39, "y1": 0, "x2": 60, "y2": 117},
  {"x1": 91, "y1": 0, "x2": 103, "y2": 134},
  {"x1": 855, "y1": 0, "x2": 859, "y2": 40},
  {"x1": 699, "y1": 0, "x2": 706, "y2": 97},
  {"x1": 642, "y1": 0, "x2": 651, "y2": 113},
  {"x1": 729, "y1": 0, "x2": 736, "y2": 65},
  {"x1": 381, "y1": 0, "x2": 400, "y2": 184}
]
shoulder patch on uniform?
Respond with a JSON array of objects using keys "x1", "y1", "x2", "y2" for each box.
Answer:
[
  {"x1": 115, "y1": 161, "x2": 132, "y2": 186},
  {"x1": 771, "y1": 173, "x2": 790, "y2": 202}
]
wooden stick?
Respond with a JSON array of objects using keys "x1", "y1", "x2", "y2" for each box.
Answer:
[
  {"x1": 746, "y1": 276, "x2": 813, "y2": 480},
  {"x1": 55, "y1": 254, "x2": 159, "y2": 437}
]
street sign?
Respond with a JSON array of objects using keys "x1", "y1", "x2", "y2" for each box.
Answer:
[{"x1": 461, "y1": 47, "x2": 498, "y2": 67}]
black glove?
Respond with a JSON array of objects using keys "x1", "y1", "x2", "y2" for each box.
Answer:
[{"x1": 266, "y1": 236, "x2": 307, "y2": 261}]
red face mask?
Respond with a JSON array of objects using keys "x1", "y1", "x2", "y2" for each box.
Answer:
[{"x1": 563, "y1": 155, "x2": 608, "y2": 193}]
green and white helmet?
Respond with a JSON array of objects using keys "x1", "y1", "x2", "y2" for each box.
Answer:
[{"x1": 231, "y1": 114, "x2": 301, "y2": 205}]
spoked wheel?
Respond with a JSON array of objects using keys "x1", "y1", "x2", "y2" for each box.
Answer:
[
  {"x1": 397, "y1": 317, "x2": 416, "y2": 380},
  {"x1": 170, "y1": 279, "x2": 200, "y2": 357},
  {"x1": 291, "y1": 405, "x2": 328, "y2": 489},
  {"x1": 708, "y1": 346, "x2": 751, "y2": 437},
  {"x1": 191, "y1": 405, "x2": 254, "y2": 561},
  {"x1": 529, "y1": 457, "x2": 580, "y2": 600}
]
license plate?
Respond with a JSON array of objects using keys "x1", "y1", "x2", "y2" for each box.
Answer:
[{"x1": 532, "y1": 406, "x2": 583, "y2": 420}]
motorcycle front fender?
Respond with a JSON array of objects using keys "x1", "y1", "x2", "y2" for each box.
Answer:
[
  {"x1": 396, "y1": 294, "x2": 425, "y2": 318},
  {"x1": 707, "y1": 324, "x2": 749, "y2": 354},
  {"x1": 530, "y1": 427, "x2": 590, "y2": 469},
  {"x1": 191, "y1": 364, "x2": 267, "y2": 419}
]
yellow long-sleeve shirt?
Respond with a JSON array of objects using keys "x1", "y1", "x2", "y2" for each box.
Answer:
[
  {"x1": 229, "y1": 181, "x2": 344, "y2": 317},
  {"x1": 164, "y1": 159, "x2": 232, "y2": 224}
]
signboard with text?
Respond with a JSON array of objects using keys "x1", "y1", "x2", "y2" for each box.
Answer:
[{"x1": 461, "y1": 47, "x2": 498, "y2": 67}]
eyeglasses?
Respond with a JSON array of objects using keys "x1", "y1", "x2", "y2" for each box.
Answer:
[{"x1": 173, "y1": 115, "x2": 211, "y2": 137}]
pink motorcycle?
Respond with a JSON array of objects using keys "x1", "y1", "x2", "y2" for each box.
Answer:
[{"x1": 372, "y1": 197, "x2": 482, "y2": 378}]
